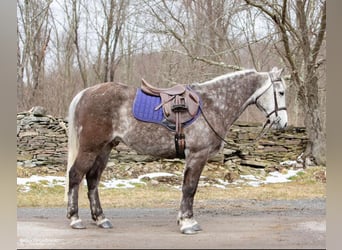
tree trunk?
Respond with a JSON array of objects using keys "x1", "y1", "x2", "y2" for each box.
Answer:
[
  {"x1": 302, "y1": 74, "x2": 326, "y2": 166},
  {"x1": 244, "y1": 0, "x2": 326, "y2": 166}
]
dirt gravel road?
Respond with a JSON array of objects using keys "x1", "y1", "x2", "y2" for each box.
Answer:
[{"x1": 17, "y1": 198, "x2": 325, "y2": 249}]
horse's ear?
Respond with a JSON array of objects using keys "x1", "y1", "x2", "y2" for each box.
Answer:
[{"x1": 271, "y1": 67, "x2": 284, "y2": 78}]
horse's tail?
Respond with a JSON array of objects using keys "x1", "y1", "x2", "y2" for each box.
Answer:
[{"x1": 64, "y1": 90, "x2": 84, "y2": 202}]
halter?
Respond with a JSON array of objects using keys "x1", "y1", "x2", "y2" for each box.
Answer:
[{"x1": 254, "y1": 74, "x2": 287, "y2": 140}]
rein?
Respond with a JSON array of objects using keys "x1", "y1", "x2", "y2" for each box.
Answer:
[
  {"x1": 199, "y1": 106, "x2": 231, "y2": 145},
  {"x1": 253, "y1": 116, "x2": 280, "y2": 141},
  {"x1": 200, "y1": 74, "x2": 286, "y2": 145},
  {"x1": 200, "y1": 106, "x2": 275, "y2": 145}
]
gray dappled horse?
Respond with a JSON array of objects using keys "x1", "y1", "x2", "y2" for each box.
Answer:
[{"x1": 65, "y1": 67, "x2": 287, "y2": 234}]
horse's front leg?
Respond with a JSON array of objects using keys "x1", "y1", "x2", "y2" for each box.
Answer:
[{"x1": 178, "y1": 149, "x2": 209, "y2": 234}]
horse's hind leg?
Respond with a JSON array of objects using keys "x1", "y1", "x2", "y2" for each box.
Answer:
[
  {"x1": 178, "y1": 149, "x2": 209, "y2": 234},
  {"x1": 67, "y1": 151, "x2": 98, "y2": 229},
  {"x1": 86, "y1": 143, "x2": 113, "y2": 229}
]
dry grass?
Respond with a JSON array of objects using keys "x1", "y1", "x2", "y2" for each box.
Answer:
[{"x1": 17, "y1": 166, "x2": 326, "y2": 208}]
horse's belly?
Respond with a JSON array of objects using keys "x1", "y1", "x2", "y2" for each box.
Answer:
[
  {"x1": 126, "y1": 139, "x2": 177, "y2": 158},
  {"x1": 122, "y1": 125, "x2": 178, "y2": 158}
]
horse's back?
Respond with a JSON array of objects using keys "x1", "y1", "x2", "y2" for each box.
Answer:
[{"x1": 72, "y1": 82, "x2": 134, "y2": 118}]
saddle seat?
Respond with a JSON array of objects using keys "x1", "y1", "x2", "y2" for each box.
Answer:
[
  {"x1": 141, "y1": 79, "x2": 187, "y2": 96},
  {"x1": 140, "y1": 79, "x2": 201, "y2": 158},
  {"x1": 141, "y1": 79, "x2": 200, "y2": 124}
]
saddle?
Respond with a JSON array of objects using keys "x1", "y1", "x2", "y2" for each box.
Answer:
[{"x1": 141, "y1": 79, "x2": 201, "y2": 158}]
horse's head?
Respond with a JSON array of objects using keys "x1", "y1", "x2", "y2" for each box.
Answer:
[{"x1": 254, "y1": 67, "x2": 288, "y2": 130}]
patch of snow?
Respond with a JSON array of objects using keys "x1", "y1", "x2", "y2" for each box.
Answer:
[
  {"x1": 17, "y1": 175, "x2": 65, "y2": 185},
  {"x1": 16, "y1": 169, "x2": 303, "y2": 192},
  {"x1": 212, "y1": 184, "x2": 226, "y2": 189},
  {"x1": 246, "y1": 181, "x2": 262, "y2": 187},
  {"x1": 101, "y1": 172, "x2": 174, "y2": 189},
  {"x1": 216, "y1": 179, "x2": 229, "y2": 185},
  {"x1": 138, "y1": 172, "x2": 174, "y2": 179},
  {"x1": 240, "y1": 174, "x2": 259, "y2": 181},
  {"x1": 264, "y1": 169, "x2": 300, "y2": 184},
  {"x1": 214, "y1": 169, "x2": 302, "y2": 188},
  {"x1": 17, "y1": 175, "x2": 66, "y2": 192},
  {"x1": 101, "y1": 178, "x2": 144, "y2": 189}
]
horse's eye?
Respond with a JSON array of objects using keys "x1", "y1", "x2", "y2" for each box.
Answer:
[{"x1": 279, "y1": 91, "x2": 284, "y2": 96}]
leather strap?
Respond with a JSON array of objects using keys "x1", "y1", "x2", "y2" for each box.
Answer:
[{"x1": 174, "y1": 95, "x2": 186, "y2": 158}]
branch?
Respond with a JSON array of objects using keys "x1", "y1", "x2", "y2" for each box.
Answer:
[
  {"x1": 147, "y1": 1, "x2": 243, "y2": 72},
  {"x1": 168, "y1": 49, "x2": 243, "y2": 71},
  {"x1": 244, "y1": 0, "x2": 301, "y2": 86},
  {"x1": 296, "y1": 0, "x2": 311, "y2": 62},
  {"x1": 310, "y1": 0, "x2": 326, "y2": 66}
]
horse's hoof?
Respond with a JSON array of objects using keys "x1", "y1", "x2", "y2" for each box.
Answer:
[
  {"x1": 178, "y1": 217, "x2": 202, "y2": 234},
  {"x1": 181, "y1": 227, "x2": 198, "y2": 235},
  {"x1": 191, "y1": 223, "x2": 202, "y2": 231},
  {"x1": 70, "y1": 218, "x2": 86, "y2": 229},
  {"x1": 96, "y1": 218, "x2": 113, "y2": 229}
]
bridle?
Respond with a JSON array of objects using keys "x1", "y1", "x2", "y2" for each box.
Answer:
[
  {"x1": 254, "y1": 74, "x2": 287, "y2": 140},
  {"x1": 200, "y1": 73, "x2": 287, "y2": 145}
]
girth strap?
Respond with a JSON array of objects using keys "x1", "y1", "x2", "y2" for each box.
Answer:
[
  {"x1": 174, "y1": 95, "x2": 186, "y2": 158},
  {"x1": 175, "y1": 132, "x2": 185, "y2": 158}
]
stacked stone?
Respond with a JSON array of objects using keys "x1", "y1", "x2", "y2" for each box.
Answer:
[
  {"x1": 221, "y1": 121, "x2": 308, "y2": 168},
  {"x1": 17, "y1": 107, "x2": 68, "y2": 170}
]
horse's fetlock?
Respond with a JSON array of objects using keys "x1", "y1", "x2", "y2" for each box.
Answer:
[{"x1": 67, "y1": 205, "x2": 78, "y2": 218}]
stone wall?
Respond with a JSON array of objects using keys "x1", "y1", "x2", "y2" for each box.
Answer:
[
  {"x1": 17, "y1": 107, "x2": 68, "y2": 170},
  {"x1": 17, "y1": 107, "x2": 308, "y2": 171},
  {"x1": 219, "y1": 122, "x2": 308, "y2": 168}
]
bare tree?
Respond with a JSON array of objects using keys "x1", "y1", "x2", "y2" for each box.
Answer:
[
  {"x1": 142, "y1": 0, "x2": 287, "y2": 75},
  {"x1": 70, "y1": 0, "x2": 88, "y2": 88},
  {"x1": 144, "y1": 0, "x2": 244, "y2": 72},
  {"x1": 17, "y1": 0, "x2": 52, "y2": 93},
  {"x1": 99, "y1": 0, "x2": 128, "y2": 82},
  {"x1": 245, "y1": 0, "x2": 327, "y2": 165}
]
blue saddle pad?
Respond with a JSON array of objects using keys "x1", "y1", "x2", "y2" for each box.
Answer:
[{"x1": 132, "y1": 88, "x2": 201, "y2": 131}]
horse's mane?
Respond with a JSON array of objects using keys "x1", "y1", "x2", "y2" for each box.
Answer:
[{"x1": 199, "y1": 69, "x2": 257, "y2": 85}]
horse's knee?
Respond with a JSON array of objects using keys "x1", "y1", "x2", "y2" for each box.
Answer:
[
  {"x1": 68, "y1": 167, "x2": 84, "y2": 187},
  {"x1": 182, "y1": 182, "x2": 198, "y2": 197}
]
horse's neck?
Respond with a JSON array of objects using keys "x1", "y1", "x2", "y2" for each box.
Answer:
[{"x1": 195, "y1": 72, "x2": 262, "y2": 127}]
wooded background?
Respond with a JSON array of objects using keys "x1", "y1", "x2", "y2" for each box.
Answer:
[{"x1": 17, "y1": 0, "x2": 326, "y2": 165}]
